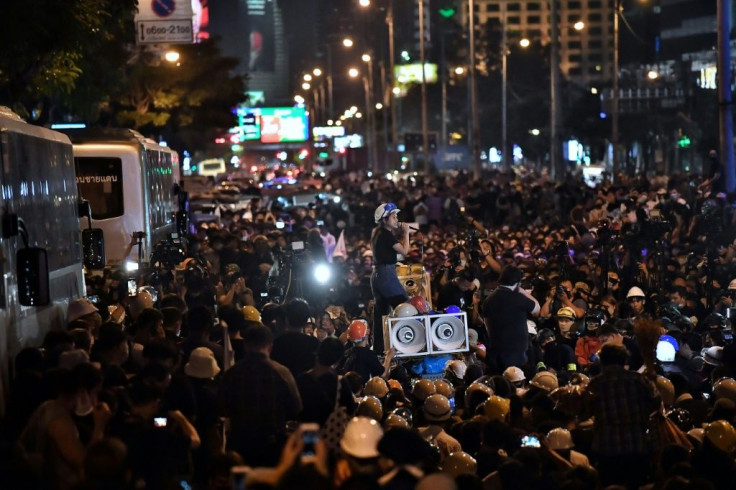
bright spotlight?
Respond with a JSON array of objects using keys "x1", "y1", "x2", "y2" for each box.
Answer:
[
  {"x1": 313, "y1": 263, "x2": 332, "y2": 284},
  {"x1": 125, "y1": 260, "x2": 139, "y2": 272},
  {"x1": 164, "y1": 51, "x2": 180, "y2": 63}
]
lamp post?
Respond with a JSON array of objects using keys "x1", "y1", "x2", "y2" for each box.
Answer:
[
  {"x1": 612, "y1": 0, "x2": 621, "y2": 179},
  {"x1": 501, "y1": 3, "x2": 509, "y2": 170},
  {"x1": 468, "y1": 0, "x2": 480, "y2": 180},
  {"x1": 419, "y1": 0, "x2": 430, "y2": 174},
  {"x1": 549, "y1": 0, "x2": 562, "y2": 180}
]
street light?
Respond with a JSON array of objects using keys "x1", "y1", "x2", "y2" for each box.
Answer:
[
  {"x1": 343, "y1": 38, "x2": 354, "y2": 48},
  {"x1": 302, "y1": 82, "x2": 311, "y2": 90},
  {"x1": 359, "y1": 0, "x2": 370, "y2": 6},
  {"x1": 313, "y1": 68, "x2": 322, "y2": 77},
  {"x1": 348, "y1": 67, "x2": 359, "y2": 78},
  {"x1": 294, "y1": 95, "x2": 305, "y2": 104},
  {"x1": 519, "y1": 38, "x2": 530, "y2": 48},
  {"x1": 349, "y1": 67, "x2": 377, "y2": 172},
  {"x1": 303, "y1": 74, "x2": 312, "y2": 82}
]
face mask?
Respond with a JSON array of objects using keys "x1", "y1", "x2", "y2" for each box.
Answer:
[{"x1": 75, "y1": 391, "x2": 94, "y2": 417}]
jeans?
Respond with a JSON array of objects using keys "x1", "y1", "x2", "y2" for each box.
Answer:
[{"x1": 371, "y1": 264, "x2": 408, "y2": 352}]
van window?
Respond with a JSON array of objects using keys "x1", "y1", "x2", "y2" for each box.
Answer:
[{"x1": 75, "y1": 157, "x2": 124, "y2": 219}]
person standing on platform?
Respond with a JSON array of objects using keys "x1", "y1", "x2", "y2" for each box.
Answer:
[{"x1": 370, "y1": 203, "x2": 410, "y2": 352}]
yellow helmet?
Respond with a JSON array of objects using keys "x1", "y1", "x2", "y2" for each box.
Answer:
[
  {"x1": 482, "y1": 395, "x2": 510, "y2": 422},
  {"x1": 704, "y1": 420, "x2": 736, "y2": 453},
  {"x1": 241, "y1": 305, "x2": 261, "y2": 322},
  {"x1": 556, "y1": 307, "x2": 576, "y2": 319},
  {"x1": 442, "y1": 451, "x2": 477, "y2": 477}
]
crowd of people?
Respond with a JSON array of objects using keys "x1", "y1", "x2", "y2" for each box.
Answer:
[{"x1": 2, "y1": 165, "x2": 736, "y2": 490}]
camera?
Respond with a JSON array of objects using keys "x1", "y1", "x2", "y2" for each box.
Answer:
[
  {"x1": 555, "y1": 285, "x2": 569, "y2": 298},
  {"x1": 154, "y1": 417, "x2": 168, "y2": 428}
]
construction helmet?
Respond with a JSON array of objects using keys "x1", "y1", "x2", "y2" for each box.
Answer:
[
  {"x1": 442, "y1": 451, "x2": 477, "y2": 477},
  {"x1": 374, "y1": 202, "x2": 400, "y2": 223},
  {"x1": 464, "y1": 381, "x2": 494, "y2": 410},
  {"x1": 392, "y1": 302, "x2": 419, "y2": 318},
  {"x1": 434, "y1": 379, "x2": 455, "y2": 398},
  {"x1": 529, "y1": 371, "x2": 559, "y2": 392},
  {"x1": 728, "y1": 278, "x2": 736, "y2": 291},
  {"x1": 356, "y1": 396, "x2": 384, "y2": 422},
  {"x1": 383, "y1": 413, "x2": 410, "y2": 431},
  {"x1": 409, "y1": 296, "x2": 430, "y2": 314},
  {"x1": 626, "y1": 286, "x2": 646, "y2": 299},
  {"x1": 546, "y1": 428, "x2": 574, "y2": 450},
  {"x1": 445, "y1": 359, "x2": 468, "y2": 380},
  {"x1": 364, "y1": 377, "x2": 389, "y2": 399},
  {"x1": 666, "y1": 408, "x2": 694, "y2": 432},
  {"x1": 704, "y1": 420, "x2": 736, "y2": 453},
  {"x1": 503, "y1": 366, "x2": 526, "y2": 384},
  {"x1": 347, "y1": 319, "x2": 368, "y2": 341},
  {"x1": 585, "y1": 308, "x2": 607, "y2": 331},
  {"x1": 241, "y1": 305, "x2": 261, "y2": 322},
  {"x1": 340, "y1": 416, "x2": 384, "y2": 458},
  {"x1": 556, "y1": 307, "x2": 576, "y2": 319},
  {"x1": 482, "y1": 395, "x2": 511, "y2": 422},
  {"x1": 655, "y1": 375, "x2": 675, "y2": 407},
  {"x1": 713, "y1": 378, "x2": 736, "y2": 403},
  {"x1": 569, "y1": 373, "x2": 590, "y2": 387},
  {"x1": 411, "y1": 378, "x2": 436, "y2": 402},
  {"x1": 423, "y1": 394, "x2": 452, "y2": 422},
  {"x1": 387, "y1": 378, "x2": 404, "y2": 393},
  {"x1": 391, "y1": 407, "x2": 413, "y2": 428}
]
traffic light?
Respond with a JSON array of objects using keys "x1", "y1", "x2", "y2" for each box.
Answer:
[
  {"x1": 438, "y1": 2, "x2": 457, "y2": 20},
  {"x1": 404, "y1": 132, "x2": 438, "y2": 153},
  {"x1": 677, "y1": 129, "x2": 691, "y2": 148}
]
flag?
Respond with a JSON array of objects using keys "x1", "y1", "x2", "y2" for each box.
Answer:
[
  {"x1": 222, "y1": 324, "x2": 235, "y2": 371},
  {"x1": 330, "y1": 230, "x2": 347, "y2": 262}
]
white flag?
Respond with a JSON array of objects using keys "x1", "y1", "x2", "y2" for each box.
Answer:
[{"x1": 330, "y1": 230, "x2": 347, "y2": 262}]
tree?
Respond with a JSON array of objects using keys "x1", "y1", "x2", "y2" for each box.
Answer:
[{"x1": 0, "y1": 0, "x2": 138, "y2": 120}]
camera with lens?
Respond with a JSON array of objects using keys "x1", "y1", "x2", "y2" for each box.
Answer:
[
  {"x1": 151, "y1": 234, "x2": 186, "y2": 269},
  {"x1": 555, "y1": 285, "x2": 570, "y2": 298}
]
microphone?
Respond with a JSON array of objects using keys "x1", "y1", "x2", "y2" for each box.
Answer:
[{"x1": 399, "y1": 222, "x2": 419, "y2": 231}]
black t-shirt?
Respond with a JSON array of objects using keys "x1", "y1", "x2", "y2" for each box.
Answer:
[
  {"x1": 482, "y1": 287, "x2": 536, "y2": 354},
  {"x1": 296, "y1": 371, "x2": 356, "y2": 426},
  {"x1": 372, "y1": 227, "x2": 399, "y2": 265},
  {"x1": 271, "y1": 331, "x2": 320, "y2": 378}
]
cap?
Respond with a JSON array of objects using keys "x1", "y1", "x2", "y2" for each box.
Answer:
[
  {"x1": 67, "y1": 298, "x2": 99, "y2": 323},
  {"x1": 185, "y1": 347, "x2": 221, "y2": 379}
]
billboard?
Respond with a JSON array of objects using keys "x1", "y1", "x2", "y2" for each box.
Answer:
[
  {"x1": 236, "y1": 106, "x2": 309, "y2": 143},
  {"x1": 394, "y1": 63, "x2": 438, "y2": 96}
]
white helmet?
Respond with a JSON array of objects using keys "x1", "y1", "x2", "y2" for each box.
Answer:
[
  {"x1": 729, "y1": 278, "x2": 736, "y2": 291},
  {"x1": 626, "y1": 286, "x2": 646, "y2": 299},
  {"x1": 392, "y1": 302, "x2": 419, "y2": 318},
  {"x1": 503, "y1": 366, "x2": 526, "y2": 383},
  {"x1": 546, "y1": 428, "x2": 574, "y2": 450},
  {"x1": 374, "y1": 202, "x2": 400, "y2": 223},
  {"x1": 340, "y1": 416, "x2": 384, "y2": 458}
]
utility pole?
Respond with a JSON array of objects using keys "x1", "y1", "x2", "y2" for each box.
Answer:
[
  {"x1": 717, "y1": 0, "x2": 735, "y2": 192},
  {"x1": 501, "y1": 2, "x2": 509, "y2": 170}
]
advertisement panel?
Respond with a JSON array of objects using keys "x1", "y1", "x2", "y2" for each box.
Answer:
[
  {"x1": 236, "y1": 107, "x2": 308, "y2": 143},
  {"x1": 394, "y1": 63, "x2": 438, "y2": 96}
]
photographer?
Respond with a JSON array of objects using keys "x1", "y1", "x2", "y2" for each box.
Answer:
[
  {"x1": 540, "y1": 279, "x2": 586, "y2": 321},
  {"x1": 217, "y1": 265, "x2": 254, "y2": 308}
]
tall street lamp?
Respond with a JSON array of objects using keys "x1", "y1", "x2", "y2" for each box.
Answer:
[
  {"x1": 612, "y1": 0, "x2": 621, "y2": 179},
  {"x1": 468, "y1": 0, "x2": 480, "y2": 180}
]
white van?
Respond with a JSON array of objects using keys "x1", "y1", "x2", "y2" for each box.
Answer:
[{"x1": 65, "y1": 129, "x2": 180, "y2": 266}]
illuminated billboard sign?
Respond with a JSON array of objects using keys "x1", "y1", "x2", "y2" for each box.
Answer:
[
  {"x1": 394, "y1": 63, "x2": 438, "y2": 96},
  {"x1": 236, "y1": 106, "x2": 309, "y2": 143},
  {"x1": 313, "y1": 126, "x2": 346, "y2": 139}
]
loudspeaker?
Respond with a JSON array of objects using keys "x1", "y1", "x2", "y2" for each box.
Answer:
[
  {"x1": 385, "y1": 312, "x2": 469, "y2": 357},
  {"x1": 429, "y1": 313, "x2": 468, "y2": 352},
  {"x1": 397, "y1": 269, "x2": 432, "y2": 303},
  {"x1": 389, "y1": 318, "x2": 428, "y2": 356}
]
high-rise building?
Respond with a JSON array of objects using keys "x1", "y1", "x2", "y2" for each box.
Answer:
[
  {"x1": 207, "y1": 0, "x2": 290, "y2": 105},
  {"x1": 462, "y1": 0, "x2": 615, "y2": 86}
]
